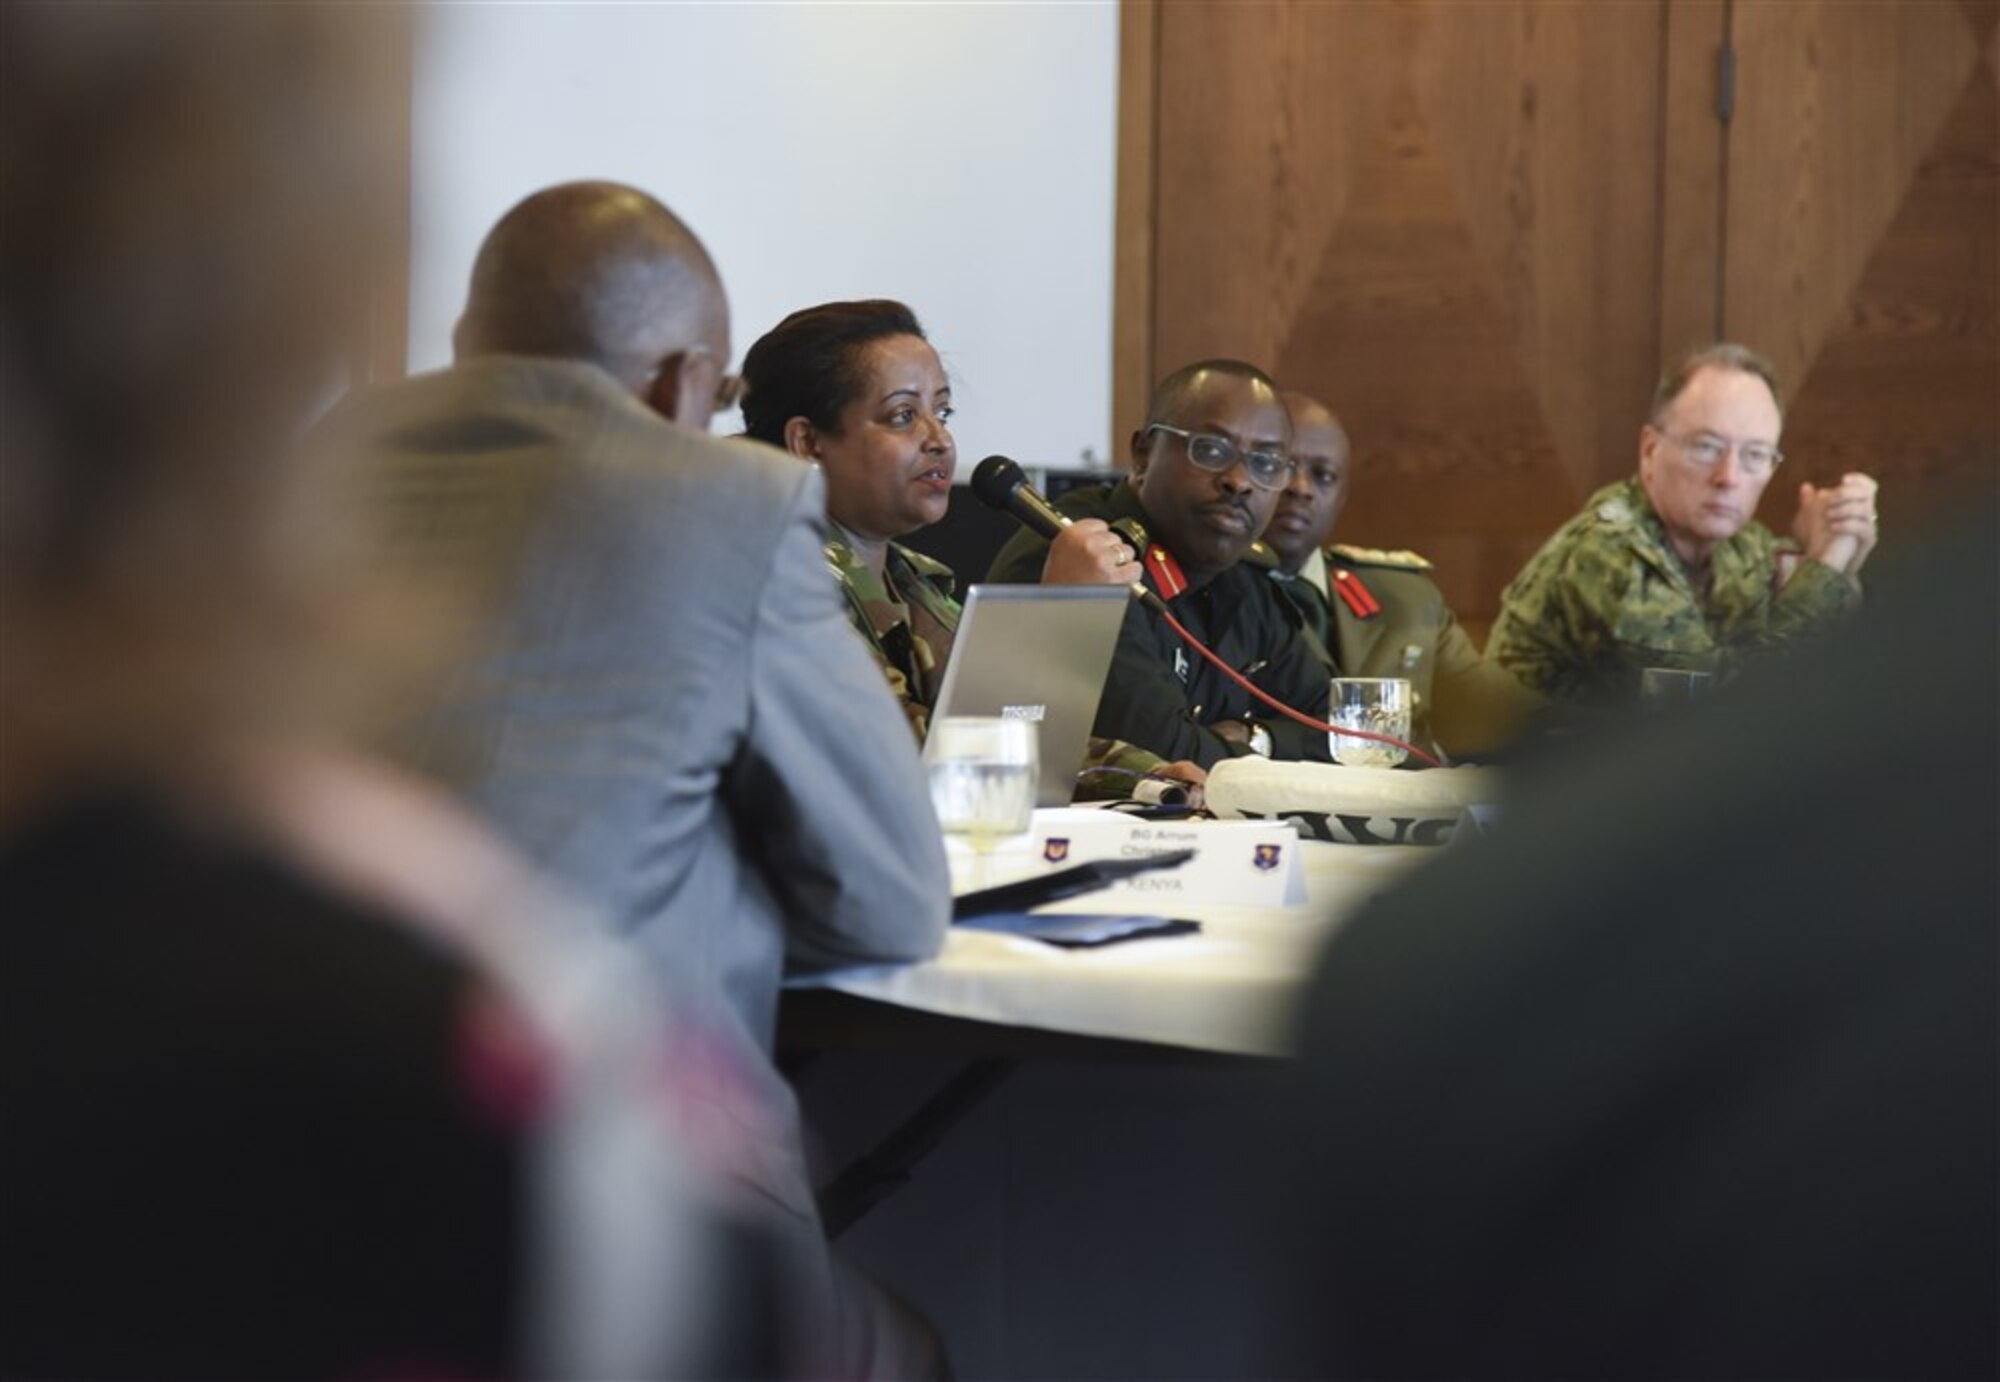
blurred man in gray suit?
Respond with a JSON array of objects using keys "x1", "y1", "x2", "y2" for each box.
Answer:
[{"x1": 333, "y1": 181, "x2": 951, "y2": 1377}]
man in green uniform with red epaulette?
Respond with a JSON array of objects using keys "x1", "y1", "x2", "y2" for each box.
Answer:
[{"x1": 1257, "y1": 390, "x2": 1542, "y2": 760}]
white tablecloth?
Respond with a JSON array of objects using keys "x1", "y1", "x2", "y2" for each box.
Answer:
[{"x1": 788, "y1": 824, "x2": 1431, "y2": 1056}]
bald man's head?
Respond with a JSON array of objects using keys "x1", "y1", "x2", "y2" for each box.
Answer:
[
  {"x1": 1141, "y1": 358, "x2": 1281, "y2": 432},
  {"x1": 454, "y1": 182, "x2": 730, "y2": 425},
  {"x1": 1127, "y1": 359, "x2": 1291, "y2": 576}
]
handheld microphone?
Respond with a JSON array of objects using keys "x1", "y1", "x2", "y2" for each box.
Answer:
[
  {"x1": 1109, "y1": 517, "x2": 1152, "y2": 565},
  {"x1": 970, "y1": 455, "x2": 1072, "y2": 539},
  {"x1": 971, "y1": 456, "x2": 1162, "y2": 611}
]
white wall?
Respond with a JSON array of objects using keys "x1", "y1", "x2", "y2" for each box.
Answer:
[{"x1": 410, "y1": 1, "x2": 1121, "y2": 470}]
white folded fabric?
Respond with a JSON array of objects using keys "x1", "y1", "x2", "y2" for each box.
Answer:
[{"x1": 1204, "y1": 758, "x2": 1501, "y2": 846}]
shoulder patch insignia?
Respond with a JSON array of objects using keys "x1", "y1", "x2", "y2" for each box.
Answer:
[
  {"x1": 1328, "y1": 543, "x2": 1432, "y2": 572},
  {"x1": 1595, "y1": 496, "x2": 1635, "y2": 525}
]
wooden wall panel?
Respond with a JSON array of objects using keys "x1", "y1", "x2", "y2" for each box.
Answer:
[
  {"x1": 1416, "y1": 2, "x2": 1670, "y2": 496},
  {"x1": 1724, "y1": 0, "x2": 1980, "y2": 389},
  {"x1": 1658, "y1": 0, "x2": 1729, "y2": 358},
  {"x1": 1725, "y1": 0, "x2": 1998, "y2": 531},
  {"x1": 1148, "y1": 0, "x2": 1665, "y2": 633},
  {"x1": 1113, "y1": 0, "x2": 1160, "y2": 447},
  {"x1": 1153, "y1": 0, "x2": 1401, "y2": 373},
  {"x1": 1124, "y1": 0, "x2": 1998, "y2": 634}
]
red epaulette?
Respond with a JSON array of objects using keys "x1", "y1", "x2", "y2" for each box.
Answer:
[
  {"x1": 1331, "y1": 568, "x2": 1383, "y2": 619},
  {"x1": 1146, "y1": 544, "x2": 1190, "y2": 601}
]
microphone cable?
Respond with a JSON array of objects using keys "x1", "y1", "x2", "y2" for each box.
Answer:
[{"x1": 1150, "y1": 599, "x2": 1444, "y2": 769}]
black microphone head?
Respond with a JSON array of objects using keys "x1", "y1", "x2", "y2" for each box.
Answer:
[{"x1": 970, "y1": 455, "x2": 1027, "y2": 511}]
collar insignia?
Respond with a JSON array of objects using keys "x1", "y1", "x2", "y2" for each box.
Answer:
[{"x1": 1332, "y1": 568, "x2": 1384, "y2": 619}]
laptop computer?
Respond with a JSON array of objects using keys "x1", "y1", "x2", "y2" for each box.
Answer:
[{"x1": 928, "y1": 583, "x2": 1132, "y2": 807}]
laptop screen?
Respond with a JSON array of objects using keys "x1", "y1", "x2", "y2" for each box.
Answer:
[{"x1": 928, "y1": 584, "x2": 1132, "y2": 807}]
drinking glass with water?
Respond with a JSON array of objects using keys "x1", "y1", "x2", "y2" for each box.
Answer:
[
  {"x1": 1328, "y1": 677, "x2": 1412, "y2": 767},
  {"x1": 925, "y1": 716, "x2": 1039, "y2": 881}
]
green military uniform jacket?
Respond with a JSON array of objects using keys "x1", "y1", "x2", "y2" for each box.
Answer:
[
  {"x1": 826, "y1": 526, "x2": 1165, "y2": 794},
  {"x1": 1257, "y1": 543, "x2": 1540, "y2": 759},
  {"x1": 1486, "y1": 476, "x2": 1860, "y2": 704}
]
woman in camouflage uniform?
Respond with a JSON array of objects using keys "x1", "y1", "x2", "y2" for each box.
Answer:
[{"x1": 739, "y1": 300, "x2": 1199, "y2": 798}]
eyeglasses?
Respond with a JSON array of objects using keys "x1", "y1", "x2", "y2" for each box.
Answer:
[
  {"x1": 1144, "y1": 423, "x2": 1294, "y2": 491},
  {"x1": 647, "y1": 347, "x2": 743, "y2": 412},
  {"x1": 687, "y1": 345, "x2": 745, "y2": 412},
  {"x1": 1661, "y1": 430, "x2": 1783, "y2": 476}
]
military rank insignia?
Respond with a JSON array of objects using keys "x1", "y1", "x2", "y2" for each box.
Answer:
[
  {"x1": 1331, "y1": 568, "x2": 1383, "y2": 619},
  {"x1": 1145, "y1": 544, "x2": 1189, "y2": 600}
]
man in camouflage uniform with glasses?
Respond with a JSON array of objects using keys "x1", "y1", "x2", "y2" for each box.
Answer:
[
  {"x1": 987, "y1": 359, "x2": 1336, "y2": 768},
  {"x1": 1486, "y1": 343, "x2": 1880, "y2": 705}
]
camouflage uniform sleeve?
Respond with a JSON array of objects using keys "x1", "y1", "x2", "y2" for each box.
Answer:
[
  {"x1": 1072, "y1": 735, "x2": 1169, "y2": 802},
  {"x1": 1487, "y1": 529, "x2": 1632, "y2": 702},
  {"x1": 1767, "y1": 552, "x2": 1862, "y2": 642}
]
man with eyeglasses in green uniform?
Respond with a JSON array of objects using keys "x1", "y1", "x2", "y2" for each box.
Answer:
[
  {"x1": 1487, "y1": 342, "x2": 1880, "y2": 706},
  {"x1": 988, "y1": 359, "x2": 1338, "y2": 768}
]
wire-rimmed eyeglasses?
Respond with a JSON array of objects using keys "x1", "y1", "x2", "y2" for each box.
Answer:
[{"x1": 1661, "y1": 430, "x2": 1783, "y2": 476}]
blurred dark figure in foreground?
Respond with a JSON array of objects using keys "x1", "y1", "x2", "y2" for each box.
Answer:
[
  {"x1": 0, "y1": 9, "x2": 743, "y2": 1377},
  {"x1": 1268, "y1": 495, "x2": 1998, "y2": 1379}
]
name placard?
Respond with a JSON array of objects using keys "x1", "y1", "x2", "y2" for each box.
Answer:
[{"x1": 1026, "y1": 810, "x2": 1307, "y2": 909}]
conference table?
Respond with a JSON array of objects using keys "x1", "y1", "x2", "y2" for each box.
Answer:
[
  {"x1": 781, "y1": 816, "x2": 1445, "y2": 1381},
  {"x1": 785, "y1": 815, "x2": 1435, "y2": 1058}
]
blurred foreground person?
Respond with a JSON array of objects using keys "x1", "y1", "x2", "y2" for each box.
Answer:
[
  {"x1": 1488, "y1": 343, "x2": 1880, "y2": 705},
  {"x1": 331, "y1": 191, "x2": 951, "y2": 1377},
  {"x1": 0, "y1": 9, "x2": 743, "y2": 1378},
  {"x1": 1268, "y1": 498, "x2": 1997, "y2": 1377},
  {"x1": 1259, "y1": 390, "x2": 1540, "y2": 759}
]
